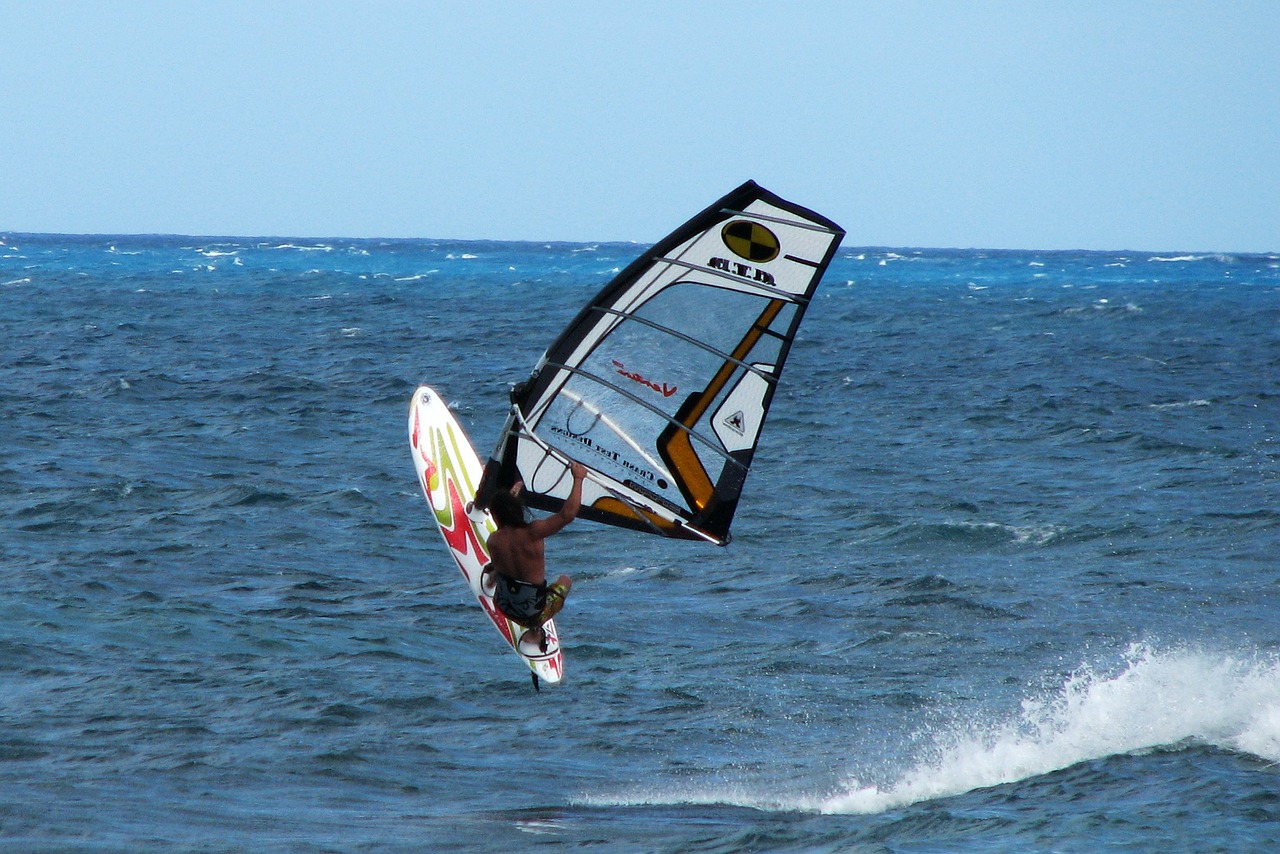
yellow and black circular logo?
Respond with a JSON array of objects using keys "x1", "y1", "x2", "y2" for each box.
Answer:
[{"x1": 721, "y1": 220, "x2": 779, "y2": 263}]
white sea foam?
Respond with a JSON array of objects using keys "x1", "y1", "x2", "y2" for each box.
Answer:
[
  {"x1": 821, "y1": 644, "x2": 1280, "y2": 814},
  {"x1": 263, "y1": 242, "x2": 333, "y2": 252},
  {"x1": 609, "y1": 566, "x2": 641, "y2": 576},
  {"x1": 581, "y1": 645, "x2": 1280, "y2": 816}
]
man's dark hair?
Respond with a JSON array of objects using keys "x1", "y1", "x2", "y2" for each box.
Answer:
[{"x1": 489, "y1": 490, "x2": 527, "y2": 529}]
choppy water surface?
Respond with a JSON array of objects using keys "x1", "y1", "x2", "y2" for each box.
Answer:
[{"x1": 2, "y1": 235, "x2": 1278, "y2": 851}]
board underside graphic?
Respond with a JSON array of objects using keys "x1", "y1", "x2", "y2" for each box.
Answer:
[
  {"x1": 480, "y1": 180, "x2": 845, "y2": 545},
  {"x1": 408, "y1": 386, "x2": 564, "y2": 685}
]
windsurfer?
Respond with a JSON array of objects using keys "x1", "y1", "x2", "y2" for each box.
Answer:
[{"x1": 484, "y1": 462, "x2": 586, "y2": 651}]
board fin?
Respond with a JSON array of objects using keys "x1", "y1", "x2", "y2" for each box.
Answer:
[{"x1": 531, "y1": 672, "x2": 541, "y2": 692}]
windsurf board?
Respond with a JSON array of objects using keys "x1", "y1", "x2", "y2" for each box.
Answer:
[{"x1": 408, "y1": 385, "x2": 565, "y2": 685}]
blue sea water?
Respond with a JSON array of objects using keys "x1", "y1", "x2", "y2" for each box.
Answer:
[{"x1": 2, "y1": 232, "x2": 1279, "y2": 852}]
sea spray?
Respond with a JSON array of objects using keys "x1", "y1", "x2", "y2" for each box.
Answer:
[
  {"x1": 573, "y1": 645, "x2": 1280, "y2": 816},
  {"x1": 822, "y1": 644, "x2": 1280, "y2": 814}
]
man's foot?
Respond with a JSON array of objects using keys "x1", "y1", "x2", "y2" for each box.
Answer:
[{"x1": 519, "y1": 626, "x2": 549, "y2": 654}]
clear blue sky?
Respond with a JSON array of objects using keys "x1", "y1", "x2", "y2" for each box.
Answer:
[{"x1": 5, "y1": 2, "x2": 1278, "y2": 252}]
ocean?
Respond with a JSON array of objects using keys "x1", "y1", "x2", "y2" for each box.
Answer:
[{"x1": 2, "y1": 233, "x2": 1278, "y2": 852}]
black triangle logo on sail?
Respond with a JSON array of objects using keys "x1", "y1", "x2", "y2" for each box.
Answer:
[{"x1": 723, "y1": 410, "x2": 746, "y2": 436}]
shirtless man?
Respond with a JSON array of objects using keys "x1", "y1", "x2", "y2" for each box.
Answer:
[{"x1": 484, "y1": 462, "x2": 586, "y2": 650}]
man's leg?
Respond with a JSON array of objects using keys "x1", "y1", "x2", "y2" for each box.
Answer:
[
  {"x1": 522, "y1": 576, "x2": 573, "y2": 652},
  {"x1": 539, "y1": 575, "x2": 572, "y2": 623}
]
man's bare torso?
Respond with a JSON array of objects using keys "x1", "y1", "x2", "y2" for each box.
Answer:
[{"x1": 487, "y1": 527, "x2": 546, "y2": 586}]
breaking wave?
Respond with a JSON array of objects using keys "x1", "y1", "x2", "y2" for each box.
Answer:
[
  {"x1": 821, "y1": 644, "x2": 1280, "y2": 813},
  {"x1": 582, "y1": 645, "x2": 1280, "y2": 815}
]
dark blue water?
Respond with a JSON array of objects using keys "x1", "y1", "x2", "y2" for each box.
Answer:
[{"x1": 3, "y1": 234, "x2": 1279, "y2": 851}]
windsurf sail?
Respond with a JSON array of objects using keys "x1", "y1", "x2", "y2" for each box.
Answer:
[{"x1": 478, "y1": 180, "x2": 844, "y2": 545}]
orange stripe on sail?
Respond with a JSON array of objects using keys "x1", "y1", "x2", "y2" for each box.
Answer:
[{"x1": 659, "y1": 298, "x2": 784, "y2": 510}]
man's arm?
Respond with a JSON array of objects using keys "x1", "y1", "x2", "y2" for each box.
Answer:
[{"x1": 527, "y1": 462, "x2": 587, "y2": 539}]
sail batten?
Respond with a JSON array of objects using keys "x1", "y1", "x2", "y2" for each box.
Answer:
[
  {"x1": 588, "y1": 307, "x2": 782, "y2": 384},
  {"x1": 480, "y1": 180, "x2": 844, "y2": 545},
  {"x1": 718, "y1": 207, "x2": 845, "y2": 234},
  {"x1": 541, "y1": 362, "x2": 750, "y2": 469}
]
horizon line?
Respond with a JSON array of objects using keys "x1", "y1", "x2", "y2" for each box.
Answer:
[{"x1": 3, "y1": 230, "x2": 1276, "y2": 258}]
